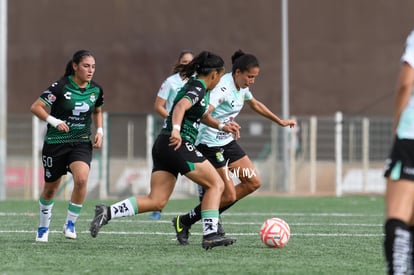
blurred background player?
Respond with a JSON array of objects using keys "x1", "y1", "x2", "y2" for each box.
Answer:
[
  {"x1": 150, "y1": 50, "x2": 194, "y2": 220},
  {"x1": 154, "y1": 50, "x2": 194, "y2": 118},
  {"x1": 383, "y1": 30, "x2": 414, "y2": 274},
  {"x1": 30, "y1": 49, "x2": 104, "y2": 242},
  {"x1": 90, "y1": 51, "x2": 240, "y2": 249},
  {"x1": 172, "y1": 50, "x2": 296, "y2": 245}
]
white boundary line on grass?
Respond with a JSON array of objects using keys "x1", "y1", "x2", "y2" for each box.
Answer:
[
  {"x1": 0, "y1": 212, "x2": 383, "y2": 217},
  {"x1": 0, "y1": 230, "x2": 384, "y2": 237}
]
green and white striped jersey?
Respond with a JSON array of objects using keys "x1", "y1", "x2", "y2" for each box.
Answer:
[{"x1": 39, "y1": 75, "x2": 104, "y2": 144}]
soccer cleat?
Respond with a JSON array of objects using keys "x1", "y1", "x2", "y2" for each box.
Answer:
[
  {"x1": 35, "y1": 227, "x2": 49, "y2": 242},
  {"x1": 90, "y1": 204, "x2": 109, "y2": 238},
  {"x1": 202, "y1": 233, "x2": 236, "y2": 250},
  {"x1": 63, "y1": 220, "x2": 77, "y2": 239},
  {"x1": 217, "y1": 222, "x2": 226, "y2": 237},
  {"x1": 150, "y1": 211, "x2": 161, "y2": 220},
  {"x1": 172, "y1": 216, "x2": 191, "y2": 245}
]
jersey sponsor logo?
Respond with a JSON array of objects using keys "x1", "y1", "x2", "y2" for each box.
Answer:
[
  {"x1": 195, "y1": 87, "x2": 202, "y2": 91},
  {"x1": 216, "y1": 131, "x2": 231, "y2": 140},
  {"x1": 199, "y1": 98, "x2": 206, "y2": 106},
  {"x1": 64, "y1": 92, "x2": 72, "y2": 99},
  {"x1": 72, "y1": 102, "x2": 90, "y2": 116},
  {"x1": 220, "y1": 86, "x2": 227, "y2": 92},
  {"x1": 46, "y1": 92, "x2": 56, "y2": 104}
]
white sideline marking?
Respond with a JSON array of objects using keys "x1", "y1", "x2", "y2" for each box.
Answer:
[
  {"x1": 0, "y1": 212, "x2": 383, "y2": 217},
  {"x1": 0, "y1": 230, "x2": 384, "y2": 237}
]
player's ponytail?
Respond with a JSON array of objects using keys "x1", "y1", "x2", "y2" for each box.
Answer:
[
  {"x1": 181, "y1": 51, "x2": 224, "y2": 79},
  {"x1": 63, "y1": 49, "x2": 93, "y2": 77}
]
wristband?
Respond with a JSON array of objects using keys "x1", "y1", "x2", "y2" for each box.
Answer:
[
  {"x1": 218, "y1": 123, "x2": 225, "y2": 131},
  {"x1": 97, "y1": 127, "x2": 104, "y2": 136},
  {"x1": 173, "y1": 124, "x2": 181, "y2": 131},
  {"x1": 46, "y1": 115, "x2": 64, "y2": 128}
]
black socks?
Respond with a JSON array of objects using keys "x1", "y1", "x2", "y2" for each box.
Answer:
[{"x1": 384, "y1": 218, "x2": 412, "y2": 274}]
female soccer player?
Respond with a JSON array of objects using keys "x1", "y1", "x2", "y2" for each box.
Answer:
[
  {"x1": 30, "y1": 50, "x2": 104, "y2": 242},
  {"x1": 172, "y1": 50, "x2": 296, "y2": 245},
  {"x1": 150, "y1": 50, "x2": 194, "y2": 220},
  {"x1": 384, "y1": 30, "x2": 414, "y2": 274},
  {"x1": 154, "y1": 50, "x2": 194, "y2": 119},
  {"x1": 90, "y1": 51, "x2": 240, "y2": 250}
]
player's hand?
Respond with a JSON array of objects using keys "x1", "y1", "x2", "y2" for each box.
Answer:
[
  {"x1": 281, "y1": 119, "x2": 297, "y2": 128},
  {"x1": 169, "y1": 129, "x2": 182, "y2": 150},
  {"x1": 223, "y1": 121, "x2": 241, "y2": 140},
  {"x1": 55, "y1": 122, "x2": 69, "y2": 133},
  {"x1": 93, "y1": 133, "x2": 103, "y2": 148}
]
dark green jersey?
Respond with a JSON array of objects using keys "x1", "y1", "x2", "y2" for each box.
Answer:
[
  {"x1": 161, "y1": 78, "x2": 209, "y2": 144},
  {"x1": 39, "y1": 76, "x2": 104, "y2": 144}
]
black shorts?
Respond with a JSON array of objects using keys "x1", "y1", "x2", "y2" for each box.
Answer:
[
  {"x1": 42, "y1": 142, "x2": 93, "y2": 182},
  {"x1": 152, "y1": 134, "x2": 206, "y2": 177},
  {"x1": 196, "y1": 140, "x2": 246, "y2": 169},
  {"x1": 384, "y1": 138, "x2": 414, "y2": 181}
]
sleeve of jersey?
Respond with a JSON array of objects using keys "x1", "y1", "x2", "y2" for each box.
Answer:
[
  {"x1": 401, "y1": 30, "x2": 414, "y2": 67},
  {"x1": 244, "y1": 89, "x2": 254, "y2": 101},
  {"x1": 39, "y1": 80, "x2": 61, "y2": 106},
  {"x1": 209, "y1": 87, "x2": 224, "y2": 108},
  {"x1": 96, "y1": 87, "x2": 104, "y2": 107},
  {"x1": 183, "y1": 82, "x2": 205, "y2": 105},
  {"x1": 157, "y1": 79, "x2": 171, "y2": 99}
]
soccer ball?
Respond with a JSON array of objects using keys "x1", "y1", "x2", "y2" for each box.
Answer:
[{"x1": 260, "y1": 217, "x2": 290, "y2": 248}]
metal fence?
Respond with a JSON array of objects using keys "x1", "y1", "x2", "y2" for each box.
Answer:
[{"x1": 5, "y1": 112, "x2": 392, "y2": 199}]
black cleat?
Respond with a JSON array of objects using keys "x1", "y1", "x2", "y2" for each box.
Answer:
[
  {"x1": 172, "y1": 216, "x2": 191, "y2": 245},
  {"x1": 202, "y1": 233, "x2": 236, "y2": 250},
  {"x1": 90, "y1": 204, "x2": 109, "y2": 238},
  {"x1": 217, "y1": 222, "x2": 226, "y2": 237}
]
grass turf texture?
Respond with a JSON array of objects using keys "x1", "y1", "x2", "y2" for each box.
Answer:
[{"x1": 0, "y1": 196, "x2": 384, "y2": 274}]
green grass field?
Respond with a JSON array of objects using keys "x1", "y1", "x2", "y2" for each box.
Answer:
[{"x1": 0, "y1": 196, "x2": 385, "y2": 275}]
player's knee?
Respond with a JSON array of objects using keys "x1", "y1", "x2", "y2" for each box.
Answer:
[
  {"x1": 151, "y1": 197, "x2": 167, "y2": 211},
  {"x1": 73, "y1": 177, "x2": 88, "y2": 190},
  {"x1": 244, "y1": 177, "x2": 261, "y2": 192},
  {"x1": 221, "y1": 189, "x2": 237, "y2": 205},
  {"x1": 42, "y1": 189, "x2": 56, "y2": 200}
]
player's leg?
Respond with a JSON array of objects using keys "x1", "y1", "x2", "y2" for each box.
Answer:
[
  {"x1": 184, "y1": 160, "x2": 236, "y2": 249},
  {"x1": 174, "y1": 144, "x2": 236, "y2": 242},
  {"x1": 230, "y1": 155, "x2": 261, "y2": 200},
  {"x1": 90, "y1": 170, "x2": 176, "y2": 238},
  {"x1": 384, "y1": 178, "x2": 414, "y2": 274},
  {"x1": 63, "y1": 160, "x2": 90, "y2": 239},
  {"x1": 36, "y1": 178, "x2": 62, "y2": 242},
  {"x1": 36, "y1": 143, "x2": 66, "y2": 242},
  {"x1": 62, "y1": 142, "x2": 93, "y2": 239}
]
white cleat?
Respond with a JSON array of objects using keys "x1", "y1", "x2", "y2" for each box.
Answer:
[
  {"x1": 35, "y1": 227, "x2": 49, "y2": 242},
  {"x1": 63, "y1": 221, "x2": 77, "y2": 239}
]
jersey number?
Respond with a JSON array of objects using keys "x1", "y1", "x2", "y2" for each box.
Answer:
[{"x1": 42, "y1": 156, "x2": 53, "y2": 168}]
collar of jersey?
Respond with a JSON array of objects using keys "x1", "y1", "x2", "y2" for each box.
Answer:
[{"x1": 68, "y1": 75, "x2": 91, "y2": 90}]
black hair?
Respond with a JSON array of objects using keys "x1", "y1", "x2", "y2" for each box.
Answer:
[
  {"x1": 231, "y1": 49, "x2": 259, "y2": 74},
  {"x1": 64, "y1": 49, "x2": 93, "y2": 77},
  {"x1": 172, "y1": 49, "x2": 194, "y2": 74},
  {"x1": 181, "y1": 51, "x2": 224, "y2": 79}
]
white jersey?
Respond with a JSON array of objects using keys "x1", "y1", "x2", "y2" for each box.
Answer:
[
  {"x1": 397, "y1": 30, "x2": 414, "y2": 139},
  {"x1": 156, "y1": 73, "x2": 187, "y2": 112},
  {"x1": 196, "y1": 73, "x2": 253, "y2": 146}
]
